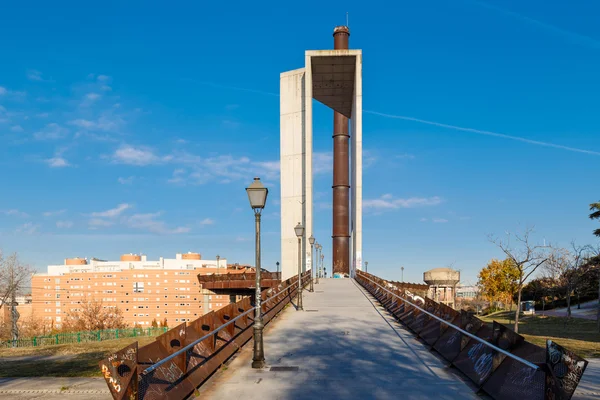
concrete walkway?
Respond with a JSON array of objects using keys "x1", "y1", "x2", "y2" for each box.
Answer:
[
  {"x1": 198, "y1": 279, "x2": 480, "y2": 400},
  {"x1": 0, "y1": 377, "x2": 110, "y2": 400}
]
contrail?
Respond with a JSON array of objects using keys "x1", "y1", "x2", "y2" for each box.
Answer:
[
  {"x1": 182, "y1": 79, "x2": 600, "y2": 156},
  {"x1": 470, "y1": 1, "x2": 600, "y2": 50},
  {"x1": 364, "y1": 110, "x2": 600, "y2": 156}
]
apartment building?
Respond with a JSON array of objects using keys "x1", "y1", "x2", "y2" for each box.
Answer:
[{"x1": 31, "y1": 252, "x2": 237, "y2": 329}]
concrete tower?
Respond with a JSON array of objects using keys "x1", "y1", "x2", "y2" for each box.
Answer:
[{"x1": 279, "y1": 26, "x2": 362, "y2": 281}]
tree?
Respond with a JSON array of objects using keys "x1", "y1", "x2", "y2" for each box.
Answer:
[
  {"x1": 543, "y1": 245, "x2": 588, "y2": 320},
  {"x1": 490, "y1": 228, "x2": 548, "y2": 333},
  {"x1": 151, "y1": 318, "x2": 158, "y2": 328},
  {"x1": 63, "y1": 299, "x2": 127, "y2": 331},
  {"x1": 477, "y1": 258, "x2": 519, "y2": 310},
  {"x1": 590, "y1": 202, "x2": 600, "y2": 237},
  {"x1": 0, "y1": 250, "x2": 32, "y2": 343},
  {"x1": 0, "y1": 251, "x2": 32, "y2": 311}
]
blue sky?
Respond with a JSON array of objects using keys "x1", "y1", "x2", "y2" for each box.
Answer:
[{"x1": 1, "y1": 0, "x2": 599, "y2": 285}]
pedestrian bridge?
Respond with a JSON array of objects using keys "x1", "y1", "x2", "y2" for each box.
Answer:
[
  {"x1": 197, "y1": 278, "x2": 477, "y2": 399},
  {"x1": 98, "y1": 271, "x2": 589, "y2": 400}
]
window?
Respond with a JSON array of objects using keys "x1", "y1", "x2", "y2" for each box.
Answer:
[
  {"x1": 133, "y1": 282, "x2": 144, "y2": 293},
  {"x1": 56, "y1": 294, "x2": 60, "y2": 299}
]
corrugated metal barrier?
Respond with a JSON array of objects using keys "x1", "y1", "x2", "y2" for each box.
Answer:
[
  {"x1": 98, "y1": 271, "x2": 310, "y2": 400},
  {"x1": 355, "y1": 270, "x2": 588, "y2": 400}
]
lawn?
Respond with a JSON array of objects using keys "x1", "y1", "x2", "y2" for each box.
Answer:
[
  {"x1": 0, "y1": 336, "x2": 156, "y2": 377},
  {"x1": 480, "y1": 311, "x2": 600, "y2": 358}
]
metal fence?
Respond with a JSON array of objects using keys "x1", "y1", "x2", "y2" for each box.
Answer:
[
  {"x1": 98, "y1": 271, "x2": 311, "y2": 400},
  {"x1": 355, "y1": 270, "x2": 588, "y2": 400},
  {"x1": 0, "y1": 327, "x2": 168, "y2": 349}
]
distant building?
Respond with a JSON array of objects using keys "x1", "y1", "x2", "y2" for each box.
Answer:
[
  {"x1": 456, "y1": 285, "x2": 479, "y2": 301},
  {"x1": 31, "y1": 252, "x2": 239, "y2": 329},
  {"x1": 423, "y1": 268, "x2": 460, "y2": 308}
]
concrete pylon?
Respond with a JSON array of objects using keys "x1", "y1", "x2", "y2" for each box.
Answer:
[{"x1": 280, "y1": 26, "x2": 362, "y2": 281}]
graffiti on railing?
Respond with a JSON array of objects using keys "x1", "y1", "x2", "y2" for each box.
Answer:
[
  {"x1": 99, "y1": 271, "x2": 311, "y2": 400},
  {"x1": 355, "y1": 270, "x2": 588, "y2": 400}
]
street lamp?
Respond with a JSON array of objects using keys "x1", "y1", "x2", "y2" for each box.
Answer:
[
  {"x1": 315, "y1": 243, "x2": 320, "y2": 284},
  {"x1": 216, "y1": 254, "x2": 220, "y2": 269},
  {"x1": 276, "y1": 261, "x2": 280, "y2": 278},
  {"x1": 320, "y1": 251, "x2": 324, "y2": 279},
  {"x1": 308, "y1": 236, "x2": 315, "y2": 292},
  {"x1": 401, "y1": 266, "x2": 404, "y2": 283},
  {"x1": 365, "y1": 261, "x2": 368, "y2": 274},
  {"x1": 246, "y1": 177, "x2": 268, "y2": 369},
  {"x1": 294, "y1": 222, "x2": 304, "y2": 311}
]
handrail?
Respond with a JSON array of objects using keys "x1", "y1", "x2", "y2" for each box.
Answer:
[
  {"x1": 141, "y1": 275, "x2": 307, "y2": 375},
  {"x1": 358, "y1": 273, "x2": 540, "y2": 371}
]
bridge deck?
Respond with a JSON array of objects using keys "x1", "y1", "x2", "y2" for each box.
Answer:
[{"x1": 197, "y1": 279, "x2": 479, "y2": 399}]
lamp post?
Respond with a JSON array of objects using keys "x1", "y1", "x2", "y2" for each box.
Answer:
[
  {"x1": 401, "y1": 266, "x2": 404, "y2": 283},
  {"x1": 365, "y1": 261, "x2": 368, "y2": 274},
  {"x1": 294, "y1": 222, "x2": 304, "y2": 311},
  {"x1": 276, "y1": 261, "x2": 280, "y2": 279},
  {"x1": 246, "y1": 177, "x2": 268, "y2": 369},
  {"x1": 308, "y1": 236, "x2": 315, "y2": 292},
  {"x1": 216, "y1": 255, "x2": 220, "y2": 269},
  {"x1": 321, "y1": 252, "x2": 324, "y2": 279},
  {"x1": 315, "y1": 243, "x2": 321, "y2": 285}
]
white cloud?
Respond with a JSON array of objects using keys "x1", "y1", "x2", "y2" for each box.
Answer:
[
  {"x1": 420, "y1": 218, "x2": 428, "y2": 222},
  {"x1": 43, "y1": 209, "x2": 66, "y2": 217},
  {"x1": 89, "y1": 218, "x2": 114, "y2": 229},
  {"x1": 118, "y1": 176, "x2": 134, "y2": 185},
  {"x1": 313, "y1": 152, "x2": 332, "y2": 175},
  {"x1": 396, "y1": 153, "x2": 415, "y2": 160},
  {"x1": 363, "y1": 195, "x2": 443, "y2": 210},
  {"x1": 97, "y1": 75, "x2": 111, "y2": 82},
  {"x1": 2, "y1": 209, "x2": 29, "y2": 218},
  {"x1": 46, "y1": 156, "x2": 70, "y2": 168},
  {"x1": 34, "y1": 123, "x2": 68, "y2": 140},
  {"x1": 27, "y1": 70, "x2": 43, "y2": 81},
  {"x1": 85, "y1": 93, "x2": 101, "y2": 101},
  {"x1": 56, "y1": 220, "x2": 74, "y2": 229},
  {"x1": 69, "y1": 119, "x2": 95, "y2": 129},
  {"x1": 16, "y1": 222, "x2": 40, "y2": 234},
  {"x1": 0, "y1": 86, "x2": 7, "y2": 95},
  {"x1": 91, "y1": 203, "x2": 131, "y2": 218},
  {"x1": 125, "y1": 212, "x2": 190, "y2": 234},
  {"x1": 36, "y1": 112, "x2": 50, "y2": 118},
  {"x1": 200, "y1": 218, "x2": 214, "y2": 225},
  {"x1": 10, "y1": 125, "x2": 24, "y2": 132},
  {"x1": 432, "y1": 218, "x2": 449, "y2": 223},
  {"x1": 101, "y1": 85, "x2": 112, "y2": 91},
  {"x1": 112, "y1": 145, "x2": 170, "y2": 166}
]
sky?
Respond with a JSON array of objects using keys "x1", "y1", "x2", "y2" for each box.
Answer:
[{"x1": 1, "y1": 0, "x2": 599, "y2": 285}]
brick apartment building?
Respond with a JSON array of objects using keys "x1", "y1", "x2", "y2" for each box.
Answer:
[{"x1": 31, "y1": 252, "x2": 246, "y2": 329}]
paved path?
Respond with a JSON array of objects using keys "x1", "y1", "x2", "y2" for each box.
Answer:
[
  {"x1": 0, "y1": 377, "x2": 110, "y2": 400},
  {"x1": 198, "y1": 279, "x2": 480, "y2": 400},
  {"x1": 544, "y1": 300, "x2": 599, "y2": 321}
]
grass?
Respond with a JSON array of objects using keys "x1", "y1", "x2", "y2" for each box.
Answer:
[
  {"x1": 480, "y1": 311, "x2": 600, "y2": 358},
  {"x1": 0, "y1": 336, "x2": 156, "y2": 377}
]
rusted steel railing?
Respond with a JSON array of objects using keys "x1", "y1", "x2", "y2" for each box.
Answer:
[
  {"x1": 99, "y1": 271, "x2": 311, "y2": 400},
  {"x1": 355, "y1": 270, "x2": 588, "y2": 400},
  {"x1": 197, "y1": 271, "x2": 282, "y2": 283}
]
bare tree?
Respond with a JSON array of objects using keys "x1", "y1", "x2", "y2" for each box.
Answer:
[
  {"x1": 0, "y1": 250, "x2": 33, "y2": 343},
  {"x1": 543, "y1": 243, "x2": 587, "y2": 320},
  {"x1": 489, "y1": 227, "x2": 548, "y2": 333},
  {"x1": 63, "y1": 299, "x2": 127, "y2": 331}
]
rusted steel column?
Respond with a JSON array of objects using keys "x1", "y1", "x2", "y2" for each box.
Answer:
[{"x1": 332, "y1": 25, "x2": 350, "y2": 277}]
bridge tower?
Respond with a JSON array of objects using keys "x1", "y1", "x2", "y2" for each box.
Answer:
[{"x1": 280, "y1": 26, "x2": 362, "y2": 280}]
